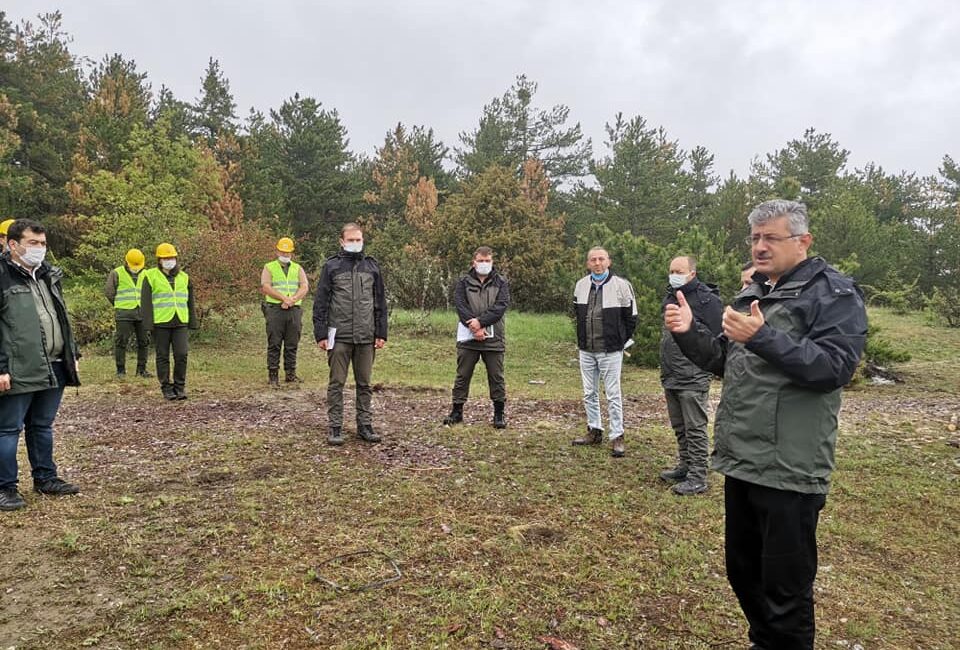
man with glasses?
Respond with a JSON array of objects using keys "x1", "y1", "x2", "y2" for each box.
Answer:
[{"x1": 665, "y1": 200, "x2": 867, "y2": 650}]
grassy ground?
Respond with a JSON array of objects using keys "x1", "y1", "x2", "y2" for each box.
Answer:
[{"x1": 0, "y1": 306, "x2": 957, "y2": 649}]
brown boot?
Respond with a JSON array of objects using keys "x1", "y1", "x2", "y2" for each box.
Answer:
[
  {"x1": 611, "y1": 435, "x2": 625, "y2": 458},
  {"x1": 572, "y1": 426, "x2": 603, "y2": 445}
]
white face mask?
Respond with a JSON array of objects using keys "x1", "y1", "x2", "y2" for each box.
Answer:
[
  {"x1": 668, "y1": 273, "x2": 690, "y2": 289},
  {"x1": 20, "y1": 245, "x2": 47, "y2": 267},
  {"x1": 343, "y1": 242, "x2": 363, "y2": 254},
  {"x1": 161, "y1": 259, "x2": 177, "y2": 271},
  {"x1": 474, "y1": 261, "x2": 493, "y2": 276},
  {"x1": 277, "y1": 255, "x2": 291, "y2": 264}
]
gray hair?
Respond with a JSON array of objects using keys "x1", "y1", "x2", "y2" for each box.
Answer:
[{"x1": 747, "y1": 200, "x2": 809, "y2": 235}]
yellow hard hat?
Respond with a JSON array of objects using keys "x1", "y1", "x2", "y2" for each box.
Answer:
[
  {"x1": 276, "y1": 237, "x2": 295, "y2": 253},
  {"x1": 155, "y1": 242, "x2": 178, "y2": 258},
  {"x1": 125, "y1": 248, "x2": 145, "y2": 271},
  {"x1": 0, "y1": 218, "x2": 14, "y2": 235}
]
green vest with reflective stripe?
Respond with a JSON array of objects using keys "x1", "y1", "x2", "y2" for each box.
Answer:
[
  {"x1": 147, "y1": 268, "x2": 189, "y2": 324},
  {"x1": 264, "y1": 260, "x2": 302, "y2": 305},
  {"x1": 113, "y1": 266, "x2": 144, "y2": 310}
]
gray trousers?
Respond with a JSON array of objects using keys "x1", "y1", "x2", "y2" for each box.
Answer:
[
  {"x1": 264, "y1": 304, "x2": 302, "y2": 373},
  {"x1": 452, "y1": 348, "x2": 505, "y2": 404},
  {"x1": 665, "y1": 388, "x2": 710, "y2": 482},
  {"x1": 114, "y1": 318, "x2": 149, "y2": 372},
  {"x1": 327, "y1": 342, "x2": 375, "y2": 427}
]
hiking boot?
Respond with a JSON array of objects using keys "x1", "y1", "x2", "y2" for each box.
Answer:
[
  {"x1": 493, "y1": 401, "x2": 507, "y2": 429},
  {"x1": 357, "y1": 424, "x2": 382, "y2": 443},
  {"x1": 659, "y1": 465, "x2": 688, "y2": 482},
  {"x1": 173, "y1": 386, "x2": 188, "y2": 401},
  {"x1": 34, "y1": 477, "x2": 80, "y2": 496},
  {"x1": 611, "y1": 435, "x2": 625, "y2": 458},
  {"x1": 672, "y1": 479, "x2": 708, "y2": 496},
  {"x1": 136, "y1": 368, "x2": 153, "y2": 378},
  {"x1": 116, "y1": 369, "x2": 126, "y2": 378},
  {"x1": 161, "y1": 384, "x2": 177, "y2": 401},
  {"x1": 327, "y1": 426, "x2": 344, "y2": 446},
  {"x1": 284, "y1": 372, "x2": 302, "y2": 384},
  {"x1": 268, "y1": 369, "x2": 280, "y2": 388},
  {"x1": 443, "y1": 403, "x2": 464, "y2": 426},
  {"x1": 0, "y1": 487, "x2": 26, "y2": 511},
  {"x1": 573, "y1": 426, "x2": 603, "y2": 445}
]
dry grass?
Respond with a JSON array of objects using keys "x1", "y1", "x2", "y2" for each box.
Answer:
[{"x1": 1, "y1": 308, "x2": 957, "y2": 649}]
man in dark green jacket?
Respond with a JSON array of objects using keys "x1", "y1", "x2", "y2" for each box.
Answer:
[
  {"x1": 313, "y1": 223, "x2": 387, "y2": 445},
  {"x1": 443, "y1": 246, "x2": 511, "y2": 428},
  {"x1": 104, "y1": 248, "x2": 151, "y2": 378},
  {"x1": 666, "y1": 200, "x2": 867, "y2": 650},
  {"x1": 0, "y1": 219, "x2": 82, "y2": 511}
]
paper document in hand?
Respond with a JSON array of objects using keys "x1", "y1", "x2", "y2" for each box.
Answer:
[
  {"x1": 327, "y1": 327, "x2": 337, "y2": 349},
  {"x1": 456, "y1": 323, "x2": 495, "y2": 342}
]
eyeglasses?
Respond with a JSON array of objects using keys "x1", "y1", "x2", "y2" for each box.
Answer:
[{"x1": 745, "y1": 234, "x2": 805, "y2": 246}]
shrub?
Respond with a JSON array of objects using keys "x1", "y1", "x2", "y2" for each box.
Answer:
[
  {"x1": 178, "y1": 220, "x2": 279, "y2": 327},
  {"x1": 927, "y1": 286, "x2": 960, "y2": 327},
  {"x1": 63, "y1": 278, "x2": 115, "y2": 347}
]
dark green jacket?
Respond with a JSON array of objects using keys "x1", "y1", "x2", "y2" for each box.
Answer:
[
  {"x1": 674, "y1": 257, "x2": 867, "y2": 494},
  {"x1": 313, "y1": 251, "x2": 388, "y2": 344},
  {"x1": 454, "y1": 267, "x2": 510, "y2": 352},
  {"x1": 0, "y1": 255, "x2": 81, "y2": 395}
]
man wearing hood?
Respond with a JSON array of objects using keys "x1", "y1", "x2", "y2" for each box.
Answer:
[{"x1": 658, "y1": 255, "x2": 722, "y2": 495}]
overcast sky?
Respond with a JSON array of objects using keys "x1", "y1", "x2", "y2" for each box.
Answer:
[{"x1": 6, "y1": 1, "x2": 959, "y2": 179}]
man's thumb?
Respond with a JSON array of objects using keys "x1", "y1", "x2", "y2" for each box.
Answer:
[
  {"x1": 676, "y1": 290, "x2": 688, "y2": 307},
  {"x1": 750, "y1": 300, "x2": 761, "y2": 317}
]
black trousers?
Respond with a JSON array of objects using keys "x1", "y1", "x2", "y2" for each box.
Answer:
[
  {"x1": 452, "y1": 348, "x2": 506, "y2": 404},
  {"x1": 114, "y1": 319, "x2": 149, "y2": 372},
  {"x1": 154, "y1": 326, "x2": 189, "y2": 390},
  {"x1": 264, "y1": 304, "x2": 302, "y2": 373},
  {"x1": 724, "y1": 475, "x2": 826, "y2": 650}
]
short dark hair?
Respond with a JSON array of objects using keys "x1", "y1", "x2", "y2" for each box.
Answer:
[
  {"x1": 473, "y1": 246, "x2": 493, "y2": 258},
  {"x1": 7, "y1": 219, "x2": 45, "y2": 243}
]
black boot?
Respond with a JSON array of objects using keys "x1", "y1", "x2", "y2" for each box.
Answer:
[
  {"x1": 161, "y1": 383, "x2": 176, "y2": 401},
  {"x1": 285, "y1": 370, "x2": 302, "y2": 383},
  {"x1": 136, "y1": 367, "x2": 153, "y2": 378},
  {"x1": 268, "y1": 369, "x2": 279, "y2": 388},
  {"x1": 493, "y1": 401, "x2": 506, "y2": 429},
  {"x1": 327, "y1": 426, "x2": 344, "y2": 446},
  {"x1": 358, "y1": 424, "x2": 382, "y2": 443},
  {"x1": 443, "y1": 403, "x2": 464, "y2": 425}
]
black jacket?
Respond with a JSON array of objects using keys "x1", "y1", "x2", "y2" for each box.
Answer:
[
  {"x1": 313, "y1": 251, "x2": 388, "y2": 344},
  {"x1": 659, "y1": 278, "x2": 722, "y2": 389},
  {"x1": 454, "y1": 267, "x2": 510, "y2": 351}
]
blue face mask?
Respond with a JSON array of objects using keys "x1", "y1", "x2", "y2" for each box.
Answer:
[{"x1": 591, "y1": 270, "x2": 609, "y2": 282}]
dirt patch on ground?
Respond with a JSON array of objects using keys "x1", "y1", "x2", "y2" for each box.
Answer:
[{"x1": 4, "y1": 387, "x2": 954, "y2": 648}]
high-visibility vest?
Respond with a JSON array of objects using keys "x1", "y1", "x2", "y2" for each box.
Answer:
[
  {"x1": 146, "y1": 268, "x2": 189, "y2": 324},
  {"x1": 113, "y1": 266, "x2": 144, "y2": 310},
  {"x1": 264, "y1": 260, "x2": 303, "y2": 305}
]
